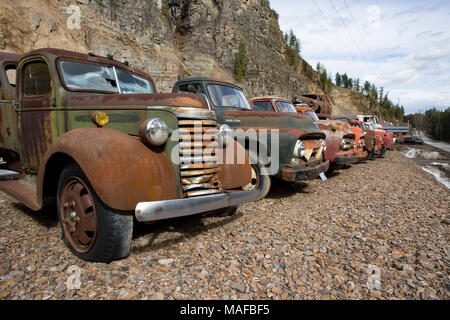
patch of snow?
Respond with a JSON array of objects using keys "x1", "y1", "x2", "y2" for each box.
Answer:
[
  {"x1": 430, "y1": 162, "x2": 450, "y2": 169},
  {"x1": 402, "y1": 148, "x2": 442, "y2": 160},
  {"x1": 421, "y1": 166, "x2": 450, "y2": 189}
]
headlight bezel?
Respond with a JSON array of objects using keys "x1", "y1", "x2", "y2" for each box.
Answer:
[
  {"x1": 142, "y1": 117, "x2": 169, "y2": 146},
  {"x1": 322, "y1": 139, "x2": 327, "y2": 151},
  {"x1": 218, "y1": 124, "x2": 233, "y2": 146},
  {"x1": 293, "y1": 140, "x2": 306, "y2": 159},
  {"x1": 341, "y1": 138, "x2": 355, "y2": 150}
]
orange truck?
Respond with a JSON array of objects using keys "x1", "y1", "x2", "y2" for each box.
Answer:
[
  {"x1": 294, "y1": 106, "x2": 368, "y2": 165},
  {"x1": 248, "y1": 97, "x2": 360, "y2": 170}
]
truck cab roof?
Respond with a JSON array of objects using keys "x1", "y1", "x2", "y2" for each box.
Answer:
[{"x1": 174, "y1": 77, "x2": 243, "y2": 91}]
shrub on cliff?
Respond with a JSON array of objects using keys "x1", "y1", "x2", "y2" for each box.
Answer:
[{"x1": 234, "y1": 41, "x2": 248, "y2": 82}]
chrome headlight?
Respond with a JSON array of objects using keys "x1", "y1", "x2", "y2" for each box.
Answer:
[
  {"x1": 294, "y1": 140, "x2": 306, "y2": 158},
  {"x1": 218, "y1": 124, "x2": 232, "y2": 146},
  {"x1": 144, "y1": 118, "x2": 169, "y2": 146},
  {"x1": 322, "y1": 139, "x2": 327, "y2": 151},
  {"x1": 341, "y1": 138, "x2": 354, "y2": 150}
]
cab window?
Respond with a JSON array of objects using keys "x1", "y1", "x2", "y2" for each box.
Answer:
[
  {"x1": 22, "y1": 61, "x2": 51, "y2": 96},
  {"x1": 275, "y1": 101, "x2": 297, "y2": 113},
  {"x1": 5, "y1": 65, "x2": 16, "y2": 86},
  {"x1": 252, "y1": 101, "x2": 274, "y2": 112},
  {"x1": 177, "y1": 83, "x2": 205, "y2": 95}
]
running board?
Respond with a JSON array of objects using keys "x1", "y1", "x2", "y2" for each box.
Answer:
[{"x1": 0, "y1": 180, "x2": 41, "y2": 211}]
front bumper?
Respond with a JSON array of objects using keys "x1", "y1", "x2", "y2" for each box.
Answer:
[
  {"x1": 334, "y1": 151, "x2": 359, "y2": 165},
  {"x1": 281, "y1": 160, "x2": 330, "y2": 182},
  {"x1": 135, "y1": 188, "x2": 264, "y2": 222},
  {"x1": 356, "y1": 150, "x2": 368, "y2": 163}
]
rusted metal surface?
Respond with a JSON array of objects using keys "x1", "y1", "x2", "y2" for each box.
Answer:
[
  {"x1": 0, "y1": 180, "x2": 40, "y2": 211},
  {"x1": 60, "y1": 177, "x2": 98, "y2": 253},
  {"x1": 281, "y1": 160, "x2": 330, "y2": 182},
  {"x1": 218, "y1": 140, "x2": 252, "y2": 190},
  {"x1": 348, "y1": 120, "x2": 384, "y2": 155},
  {"x1": 295, "y1": 105, "x2": 359, "y2": 165},
  {"x1": 349, "y1": 124, "x2": 368, "y2": 161},
  {"x1": 0, "y1": 48, "x2": 259, "y2": 213},
  {"x1": 245, "y1": 96, "x2": 329, "y2": 179},
  {"x1": 0, "y1": 53, "x2": 20, "y2": 153},
  {"x1": 379, "y1": 130, "x2": 394, "y2": 149},
  {"x1": 38, "y1": 128, "x2": 178, "y2": 211},
  {"x1": 177, "y1": 118, "x2": 222, "y2": 197},
  {"x1": 174, "y1": 78, "x2": 329, "y2": 182},
  {"x1": 293, "y1": 94, "x2": 332, "y2": 114}
]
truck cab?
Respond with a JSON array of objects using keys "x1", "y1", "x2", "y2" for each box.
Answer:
[
  {"x1": 0, "y1": 49, "x2": 262, "y2": 262},
  {"x1": 293, "y1": 94, "x2": 332, "y2": 114},
  {"x1": 173, "y1": 78, "x2": 329, "y2": 197}
]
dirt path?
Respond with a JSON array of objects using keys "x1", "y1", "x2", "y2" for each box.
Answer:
[{"x1": 0, "y1": 150, "x2": 449, "y2": 300}]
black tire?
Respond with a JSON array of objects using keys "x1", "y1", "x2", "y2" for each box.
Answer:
[
  {"x1": 57, "y1": 162, "x2": 133, "y2": 263},
  {"x1": 206, "y1": 205, "x2": 239, "y2": 218},
  {"x1": 242, "y1": 149, "x2": 272, "y2": 199}
]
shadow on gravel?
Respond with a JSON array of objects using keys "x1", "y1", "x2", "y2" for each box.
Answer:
[
  {"x1": 324, "y1": 169, "x2": 342, "y2": 179},
  {"x1": 12, "y1": 202, "x2": 58, "y2": 228},
  {"x1": 131, "y1": 211, "x2": 243, "y2": 254},
  {"x1": 266, "y1": 179, "x2": 309, "y2": 199}
]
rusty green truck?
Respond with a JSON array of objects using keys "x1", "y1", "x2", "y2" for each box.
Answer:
[
  {"x1": 0, "y1": 49, "x2": 263, "y2": 262},
  {"x1": 173, "y1": 77, "x2": 330, "y2": 197}
]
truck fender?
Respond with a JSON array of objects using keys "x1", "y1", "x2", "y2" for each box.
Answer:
[
  {"x1": 218, "y1": 140, "x2": 252, "y2": 190},
  {"x1": 37, "y1": 128, "x2": 178, "y2": 212}
]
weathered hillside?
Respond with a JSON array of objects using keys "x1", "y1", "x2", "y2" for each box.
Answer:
[
  {"x1": 330, "y1": 86, "x2": 368, "y2": 116},
  {"x1": 0, "y1": 0, "x2": 362, "y2": 114}
]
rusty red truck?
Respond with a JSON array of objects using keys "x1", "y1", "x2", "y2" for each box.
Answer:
[
  {"x1": 293, "y1": 105, "x2": 361, "y2": 169},
  {"x1": 293, "y1": 94, "x2": 332, "y2": 114},
  {"x1": 335, "y1": 115, "x2": 394, "y2": 151},
  {"x1": 0, "y1": 49, "x2": 264, "y2": 262},
  {"x1": 347, "y1": 120, "x2": 386, "y2": 158}
]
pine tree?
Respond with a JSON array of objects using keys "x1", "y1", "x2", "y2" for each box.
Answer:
[
  {"x1": 284, "y1": 30, "x2": 302, "y2": 71},
  {"x1": 335, "y1": 73, "x2": 342, "y2": 87}
]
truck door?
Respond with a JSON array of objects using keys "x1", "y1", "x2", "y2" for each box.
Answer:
[
  {"x1": 0, "y1": 63, "x2": 18, "y2": 151},
  {"x1": 16, "y1": 59, "x2": 54, "y2": 170}
]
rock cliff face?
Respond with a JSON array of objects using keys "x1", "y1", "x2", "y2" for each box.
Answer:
[{"x1": 0, "y1": 0, "x2": 360, "y2": 114}]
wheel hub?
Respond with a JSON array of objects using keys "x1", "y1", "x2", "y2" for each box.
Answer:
[{"x1": 60, "y1": 178, "x2": 98, "y2": 253}]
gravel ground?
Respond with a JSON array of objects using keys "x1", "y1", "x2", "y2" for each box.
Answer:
[{"x1": 0, "y1": 149, "x2": 449, "y2": 300}]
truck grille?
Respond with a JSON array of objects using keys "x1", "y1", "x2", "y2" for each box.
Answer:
[
  {"x1": 178, "y1": 119, "x2": 223, "y2": 197},
  {"x1": 366, "y1": 137, "x2": 376, "y2": 151},
  {"x1": 303, "y1": 140, "x2": 323, "y2": 161}
]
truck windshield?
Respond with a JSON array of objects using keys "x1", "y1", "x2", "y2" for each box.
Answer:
[
  {"x1": 59, "y1": 61, "x2": 154, "y2": 94},
  {"x1": 305, "y1": 111, "x2": 319, "y2": 121},
  {"x1": 207, "y1": 84, "x2": 251, "y2": 110},
  {"x1": 275, "y1": 101, "x2": 297, "y2": 113}
]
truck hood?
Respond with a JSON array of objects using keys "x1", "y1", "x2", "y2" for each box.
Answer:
[
  {"x1": 62, "y1": 92, "x2": 209, "y2": 110},
  {"x1": 218, "y1": 108, "x2": 320, "y2": 131},
  {"x1": 317, "y1": 120, "x2": 354, "y2": 135}
]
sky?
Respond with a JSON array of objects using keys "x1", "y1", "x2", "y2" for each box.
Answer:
[{"x1": 270, "y1": 0, "x2": 450, "y2": 114}]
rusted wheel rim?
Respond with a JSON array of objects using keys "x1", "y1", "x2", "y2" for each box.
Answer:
[
  {"x1": 60, "y1": 177, "x2": 97, "y2": 253},
  {"x1": 242, "y1": 165, "x2": 259, "y2": 191}
]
